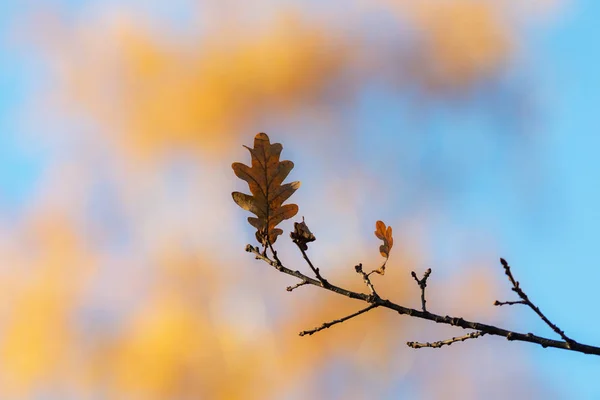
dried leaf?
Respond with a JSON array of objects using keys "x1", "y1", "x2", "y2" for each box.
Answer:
[
  {"x1": 290, "y1": 217, "x2": 316, "y2": 251},
  {"x1": 373, "y1": 220, "x2": 393, "y2": 274},
  {"x1": 232, "y1": 133, "x2": 300, "y2": 244}
]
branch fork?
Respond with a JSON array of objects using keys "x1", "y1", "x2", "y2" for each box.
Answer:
[
  {"x1": 494, "y1": 258, "x2": 576, "y2": 346},
  {"x1": 411, "y1": 268, "x2": 432, "y2": 312}
]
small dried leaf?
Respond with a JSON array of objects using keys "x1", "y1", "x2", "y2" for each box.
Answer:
[
  {"x1": 290, "y1": 217, "x2": 316, "y2": 251},
  {"x1": 373, "y1": 220, "x2": 394, "y2": 275},
  {"x1": 375, "y1": 220, "x2": 393, "y2": 258},
  {"x1": 232, "y1": 133, "x2": 300, "y2": 244}
]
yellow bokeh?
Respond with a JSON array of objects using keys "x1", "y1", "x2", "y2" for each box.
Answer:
[{"x1": 62, "y1": 12, "x2": 349, "y2": 159}]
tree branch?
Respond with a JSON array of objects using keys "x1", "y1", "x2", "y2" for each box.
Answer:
[
  {"x1": 411, "y1": 268, "x2": 432, "y2": 312},
  {"x1": 496, "y1": 258, "x2": 575, "y2": 345},
  {"x1": 407, "y1": 331, "x2": 485, "y2": 349},
  {"x1": 292, "y1": 241, "x2": 330, "y2": 288},
  {"x1": 494, "y1": 300, "x2": 526, "y2": 306},
  {"x1": 246, "y1": 244, "x2": 600, "y2": 356},
  {"x1": 287, "y1": 280, "x2": 309, "y2": 292},
  {"x1": 299, "y1": 304, "x2": 378, "y2": 336},
  {"x1": 355, "y1": 263, "x2": 379, "y2": 300}
]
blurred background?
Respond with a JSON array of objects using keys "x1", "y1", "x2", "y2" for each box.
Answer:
[{"x1": 1, "y1": 0, "x2": 600, "y2": 398}]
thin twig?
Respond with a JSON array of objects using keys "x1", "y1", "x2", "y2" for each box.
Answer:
[
  {"x1": 411, "y1": 268, "x2": 432, "y2": 312},
  {"x1": 494, "y1": 300, "x2": 526, "y2": 306},
  {"x1": 355, "y1": 263, "x2": 379, "y2": 300},
  {"x1": 267, "y1": 242, "x2": 283, "y2": 268},
  {"x1": 287, "y1": 280, "x2": 309, "y2": 292},
  {"x1": 407, "y1": 331, "x2": 485, "y2": 349},
  {"x1": 247, "y1": 245, "x2": 363, "y2": 300},
  {"x1": 498, "y1": 258, "x2": 575, "y2": 345},
  {"x1": 299, "y1": 304, "x2": 378, "y2": 336},
  {"x1": 293, "y1": 241, "x2": 330, "y2": 288},
  {"x1": 245, "y1": 245, "x2": 600, "y2": 356}
]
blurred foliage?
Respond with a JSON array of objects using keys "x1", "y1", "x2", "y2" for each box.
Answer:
[
  {"x1": 59, "y1": 12, "x2": 350, "y2": 158},
  {"x1": 404, "y1": 1, "x2": 511, "y2": 92},
  {"x1": 0, "y1": 1, "x2": 564, "y2": 398}
]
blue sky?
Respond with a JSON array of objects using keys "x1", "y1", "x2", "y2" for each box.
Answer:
[
  {"x1": 515, "y1": 0, "x2": 600, "y2": 395},
  {"x1": 352, "y1": 2, "x2": 600, "y2": 395},
  {"x1": 0, "y1": 2, "x2": 46, "y2": 218}
]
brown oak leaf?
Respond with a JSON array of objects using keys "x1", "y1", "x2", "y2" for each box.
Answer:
[
  {"x1": 373, "y1": 220, "x2": 393, "y2": 274},
  {"x1": 232, "y1": 133, "x2": 300, "y2": 245}
]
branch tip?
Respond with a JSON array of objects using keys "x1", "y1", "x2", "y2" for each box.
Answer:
[
  {"x1": 407, "y1": 331, "x2": 485, "y2": 349},
  {"x1": 287, "y1": 280, "x2": 309, "y2": 292},
  {"x1": 411, "y1": 268, "x2": 432, "y2": 312},
  {"x1": 498, "y1": 258, "x2": 575, "y2": 344},
  {"x1": 299, "y1": 304, "x2": 378, "y2": 336}
]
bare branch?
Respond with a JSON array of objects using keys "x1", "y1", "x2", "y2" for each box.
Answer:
[
  {"x1": 411, "y1": 268, "x2": 432, "y2": 312},
  {"x1": 267, "y1": 242, "x2": 283, "y2": 268},
  {"x1": 246, "y1": 245, "x2": 600, "y2": 356},
  {"x1": 494, "y1": 300, "x2": 526, "y2": 306},
  {"x1": 293, "y1": 241, "x2": 330, "y2": 288},
  {"x1": 246, "y1": 244, "x2": 363, "y2": 300},
  {"x1": 407, "y1": 331, "x2": 485, "y2": 349},
  {"x1": 299, "y1": 304, "x2": 378, "y2": 336},
  {"x1": 287, "y1": 280, "x2": 309, "y2": 292},
  {"x1": 497, "y1": 258, "x2": 575, "y2": 345},
  {"x1": 355, "y1": 263, "x2": 379, "y2": 300}
]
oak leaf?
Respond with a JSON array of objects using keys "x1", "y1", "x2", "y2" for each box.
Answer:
[
  {"x1": 232, "y1": 133, "x2": 300, "y2": 245},
  {"x1": 373, "y1": 220, "x2": 393, "y2": 275}
]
